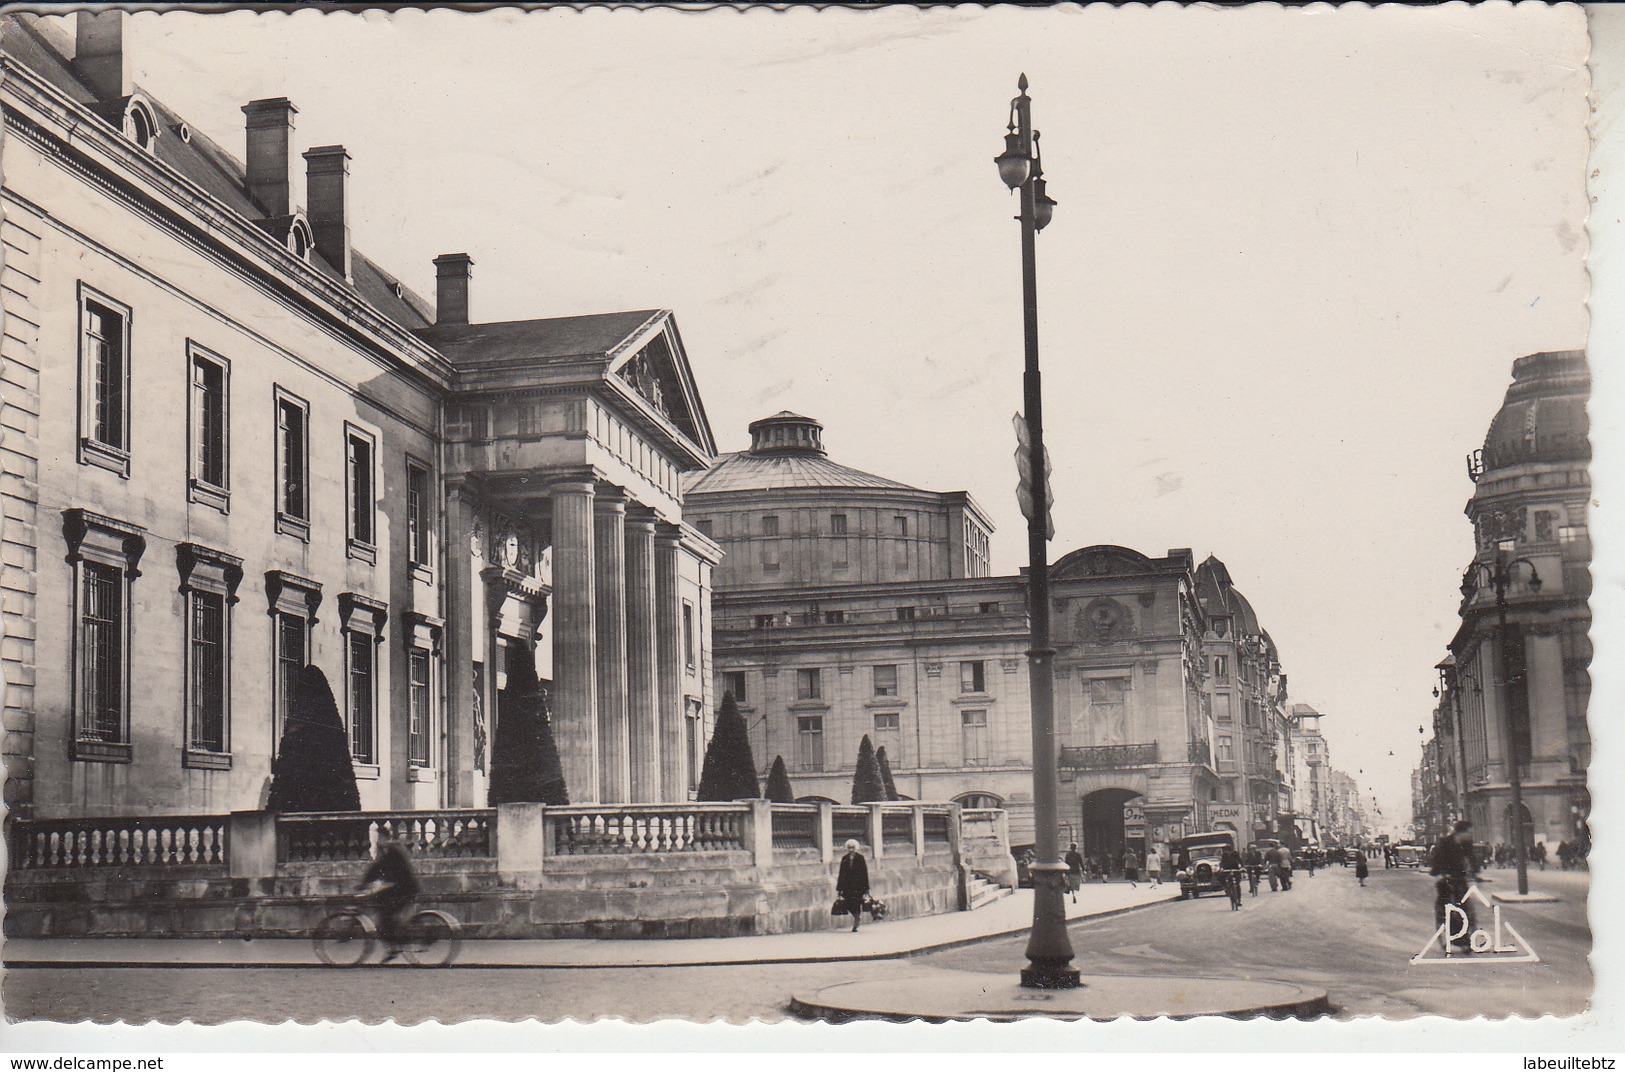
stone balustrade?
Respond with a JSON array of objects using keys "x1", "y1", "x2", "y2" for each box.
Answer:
[{"x1": 7, "y1": 814, "x2": 230, "y2": 870}]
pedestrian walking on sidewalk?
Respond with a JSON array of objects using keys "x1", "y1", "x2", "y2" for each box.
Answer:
[
  {"x1": 1123, "y1": 848, "x2": 1141, "y2": 888},
  {"x1": 1355, "y1": 851, "x2": 1369, "y2": 887},
  {"x1": 836, "y1": 839, "x2": 870, "y2": 932},
  {"x1": 1145, "y1": 846, "x2": 1163, "y2": 886},
  {"x1": 1064, "y1": 843, "x2": 1085, "y2": 904}
]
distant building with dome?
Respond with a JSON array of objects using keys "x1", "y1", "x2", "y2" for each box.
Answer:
[
  {"x1": 689, "y1": 413, "x2": 1299, "y2": 859},
  {"x1": 1445, "y1": 350, "x2": 1591, "y2": 851}
]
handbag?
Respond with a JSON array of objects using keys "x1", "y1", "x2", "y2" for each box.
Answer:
[{"x1": 831, "y1": 897, "x2": 850, "y2": 916}]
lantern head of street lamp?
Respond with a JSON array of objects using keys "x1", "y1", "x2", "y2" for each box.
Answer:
[
  {"x1": 1034, "y1": 177, "x2": 1057, "y2": 231},
  {"x1": 995, "y1": 130, "x2": 1030, "y2": 190},
  {"x1": 1459, "y1": 570, "x2": 1477, "y2": 599},
  {"x1": 1527, "y1": 569, "x2": 1544, "y2": 593}
]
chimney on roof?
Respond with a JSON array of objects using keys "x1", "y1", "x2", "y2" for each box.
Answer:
[
  {"x1": 243, "y1": 98, "x2": 299, "y2": 218},
  {"x1": 303, "y1": 145, "x2": 352, "y2": 282},
  {"x1": 433, "y1": 254, "x2": 474, "y2": 326},
  {"x1": 75, "y1": 11, "x2": 130, "y2": 103}
]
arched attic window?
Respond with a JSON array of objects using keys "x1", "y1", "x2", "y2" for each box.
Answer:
[
  {"x1": 288, "y1": 218, "x2": 313, "y2": 261},
  {"x1": 122, "y1": 98, "x2": 159, "y2": 154}
]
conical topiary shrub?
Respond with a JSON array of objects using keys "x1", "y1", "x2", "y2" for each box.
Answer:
[
  {"x1": 267, "y1": 665, "x2": 360, "y2": 812},
  {"x1": 851, "y1": 733, "x2": 887, "y2": 804},
  {"x1": 488, "y1": 639, "x2": 569, "y2": 806},
  {"x1": 697, "y1": 691, "x2": 759, "y2": 800},
  {"x1": 765, "y1": 754, "x2": 795, "y2": 803},
  {"x1": 876, "y1": 745, "x2": 899, "y2": 801}
]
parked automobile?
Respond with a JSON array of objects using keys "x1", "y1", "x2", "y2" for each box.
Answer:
[
  {"x1": 1175, "y1": 831, "x2": 1237, "y2": 899},
  {"x1": 1393, "y1": 843, "x2": 1427, "y2": 868}
]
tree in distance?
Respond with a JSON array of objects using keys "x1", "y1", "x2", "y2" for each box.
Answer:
[
  {"x1": 698, "y1": 691, "x2": 760, "y2": 800},
  {"x1": 876, "y1": 744, "x2": 899, "y2": 801},
  {"x1": 765, "y1": 755, "x2": 795, "y2": 803},
  {"x1": 851, "y1": 733, "x2": 888, "y2": 804},
  {"x1": 267, "y1": 664, "x2": 360, "y2": 812},
  {"x1": 487, "y1": 639, "x2": 569, "y2": 806}
]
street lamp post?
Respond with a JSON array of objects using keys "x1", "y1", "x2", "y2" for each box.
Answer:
[
  {"x1": 995, "y1": 74, "x2": 1077, "y2": 990},
  {"x1": 1460, "y1": 541, "x2": 1543, "y2": 896}
]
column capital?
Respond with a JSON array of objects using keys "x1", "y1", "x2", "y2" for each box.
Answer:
[
  {"x1": 625, "y1": 505, "x2": 659, "y2": 532},
  {"x1": 594, "y1": 483, "x2": 629, "y2": 507},
  {"x1": 548, "y1": 474, "x2": 598, "y2": 497},
  {"x1": 655, "y1": 522, "x2": 684, "y2": 547}
]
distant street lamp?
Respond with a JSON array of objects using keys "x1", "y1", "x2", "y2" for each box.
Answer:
[
  {"x1": 995, "y1": 74, "x2": 1076, "y2": 990},
  {"x1": 1460, "y1": 540, "x2": 1543, "y2": 896}
]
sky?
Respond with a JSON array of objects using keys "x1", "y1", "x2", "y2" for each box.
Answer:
[{"x1": 101, "y1": 3, "x2": 1591, "y2": 831}]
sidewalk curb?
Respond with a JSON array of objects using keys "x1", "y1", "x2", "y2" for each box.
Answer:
[{"x1": 2, "y1": 894, "x2": 1181, "y2": 971}]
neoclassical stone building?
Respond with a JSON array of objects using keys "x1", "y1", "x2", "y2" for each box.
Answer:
[
  {"x1": 1, "y1": 12, "x2": 719, "y2": 819},
  {"x1": 695, "y1": 415, "x2": 1231, "y2": 855},
  {"x1": 1448, "y1": 350, "x2": 1591, "y2": 849}
]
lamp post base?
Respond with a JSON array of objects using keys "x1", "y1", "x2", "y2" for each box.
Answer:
[
  {"x1": 1020, "y1": 963, "x2": 1084, "y2": 990},
  {"x1": 1021, "y1": 865, "x2": 1081, "y2": 990}
]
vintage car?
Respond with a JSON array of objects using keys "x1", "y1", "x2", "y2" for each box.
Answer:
[
  {"x1": 1175, "y1": 831, "x2": 1237, "y2": 899},
  {"x1": 1393, "y1": 843, "x2": 1428, "y2": 868}
]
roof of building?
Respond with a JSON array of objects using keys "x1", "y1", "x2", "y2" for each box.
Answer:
[
  {"x1": 685, "y1": 412, "x2": 926, "y2": 496},
  {"x1": 413, "y1": 310, "x2": 664, "y2": 365},
  {"x1": 1195, "y1": 554, "x2": 1262, "y2": 634},
  {"x1": 1480, "y1": 350, "x2": 1590, "y2": 472},
  {"x1": 5, "y1": 14, "x2": 432, "y2": 331}
]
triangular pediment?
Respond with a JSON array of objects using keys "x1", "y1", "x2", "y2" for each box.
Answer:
[{"x1": 607, "y1": 313, "x2": 716, "y2": 459}]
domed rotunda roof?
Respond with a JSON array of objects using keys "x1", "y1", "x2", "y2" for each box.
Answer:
[{"x1": 1480, "y1": 350, "x2": 1589, "y2": 472}]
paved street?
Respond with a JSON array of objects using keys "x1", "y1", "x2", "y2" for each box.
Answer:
[{"x1": 4, "y1": 867, "x2": 1589, "y2": 1023}]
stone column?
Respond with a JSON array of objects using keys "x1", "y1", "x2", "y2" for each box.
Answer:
[
  {"x1": 625, "y1": 510, "x2": 661, "y2": 801},
  {"x1": 594, "y1": 488, "x2": 630, "y2": 803},
  {"x1": 443, "y1": 483, "x2": 477, "y2": 807},
  {"x1": 655, "y1": 526, "x2": 686, "y2": 800},
  {"x1": 1525, "y1": 627, "x2": 1567, "y2": 769},
  {"x1": 550, "y1": 479, "x2": 599, "y2": 804}
]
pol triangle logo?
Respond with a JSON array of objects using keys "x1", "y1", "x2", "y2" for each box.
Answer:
[{"x1": 1410, "y1": 884, "x2": 1540, "y2": 965}]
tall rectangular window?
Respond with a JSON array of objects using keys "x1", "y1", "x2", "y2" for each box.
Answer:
[
  {"x1": 796, "y1": 667, "x2": 822, "y2": 700},
  {"x1": 894, "y1": 515, "x2": 909, "y2": 536},
  {"x1": 276, "y1": 611, "x2": 307, "y2": 737},
  {"x1": 961, "y1": 709, "x2": 988, "y2": 766},
  {"x1": 873, "y1": 664, "x2": 898, "y2": 697},
  {"x1": 79, "y1": 562, "x2": 124, "y2": 744},
  {"x1": 275, "y1": 390, "x2": 310, "y2": 537},
  {"x1": 960, "y1": 660, "x2": 986, "y2": 694},
  {"x1": 874, "y1": 711, "x2": 901, "y2": 765},
  {"x1": 682, "y1": 601, "x2": 696, "y2": 667},
  {"x1": 78, "y1": 288, "x2": 132, "y2": 475},
  {"x1": 830, "y1": 513, "x2": 848, "y2": 535},
  {"x1": 761, "y1": 515, "x2": 780, "y2": 536},
  {"x1": 406, "y1": 460, "x2": 432, "y2": 567},
  {"x1": 409, "y1": 647, "x2": 432, "y2": 767},
  {"x1": 345, "y1": 427, "x2": 376, "y2": 557},
  {"x1": 797, "y1": 715, "x2": 825, "y2": 771},
  {"x1": 1217, "y1": 735, "x2": 1234, "y2": 763},
  {"x1": 1213, "y1": 655, "x2": 1229, "y2": 681},
  {"x1": 722, "y1": 670, "x2": 747, "y2": 703},
  {"x1": 347, "y1": 630, "x2": 376, "y2": 764},
  {"x1": 188, "y1": 347, "x2": 228, "y2": 508},
  {"x1": 188, "y1": 590, "x2": 227, "y2": 753}
]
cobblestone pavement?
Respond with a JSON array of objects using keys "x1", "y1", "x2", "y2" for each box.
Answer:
[{"x1": 4, "y1": 867, "x2": 1589, "y2": 1024}]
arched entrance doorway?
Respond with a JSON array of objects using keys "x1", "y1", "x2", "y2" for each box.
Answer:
[{"x1": 1081, "y1": 788, "x2": 1143, "y2": 861}]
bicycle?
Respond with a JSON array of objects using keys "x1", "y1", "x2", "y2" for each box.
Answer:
[
  {"x1": 1223, "y1": 868, "x2": 1244, "y2": 911},
  {"x1": 1246, "y1": 865, "x2": 1261, "y2": 898},
  {"x1": 313, "y1": 900, "x2": 462, "y2": 967}
]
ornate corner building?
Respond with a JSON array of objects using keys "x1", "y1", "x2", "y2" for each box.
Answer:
[
  {"x1": 1, "y1": 13, "x2": 721, "y2": 819},
  {"x1": 1448, "y1": 350, "x2": 1591, "y2": 848}
]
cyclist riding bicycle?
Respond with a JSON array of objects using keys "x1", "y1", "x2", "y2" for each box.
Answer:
[
  {"x1": 358, "y1": 834, "x2": 421, "y2": 964},
  {"x1": 1219, "y1": 845, "x2": 1245, "y2": 910}
]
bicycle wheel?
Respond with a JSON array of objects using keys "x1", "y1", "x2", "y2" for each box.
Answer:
[
  {"x1": 401, "y1": 909, "x2": 461, "y2": 967},
  {"x1": 314, "y1": 910, "x2": 376, "y2": 967}
]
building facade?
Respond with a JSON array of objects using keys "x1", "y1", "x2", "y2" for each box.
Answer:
[
  {"x1": 1, "y1": 12, "x2": 719, "y2": 819},
  {"x1": 695, "y1": 415, "x2": 1231, "y2": 856},
  {"x1": 1447, "y1": 350, "x2": 1591, "y2": 850}
]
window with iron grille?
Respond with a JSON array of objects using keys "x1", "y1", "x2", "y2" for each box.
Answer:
[
  {"x1": 188, "y1": 590, "x2": 227, "y2": 753},
  {"x1": 406, "y1": 459, "x2": 432, "y2": 567},
  {"x1": 348, "y1": 630, "x2": 376, "y2": 764},
  {"x1": 189, "y1": 347, "x2": 228, "y2": 506},
  {"x1": 409, "y1": 647, "x2": 432, "y2": 767},
  {"x1": 78, "y1": 561, "x2": 124, "y2": 744},
  {"x1": 275, "y1": 390, "x2": 309, "y2": 536}
]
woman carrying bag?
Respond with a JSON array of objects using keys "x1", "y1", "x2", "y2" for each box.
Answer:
[{"x1": 835, "y1": 839, "x2": 870, "y2": 932}]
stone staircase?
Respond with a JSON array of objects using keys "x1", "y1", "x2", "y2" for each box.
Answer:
[{"x1": 967, "y1": 872, "x2": 1011, "y2": 910}]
